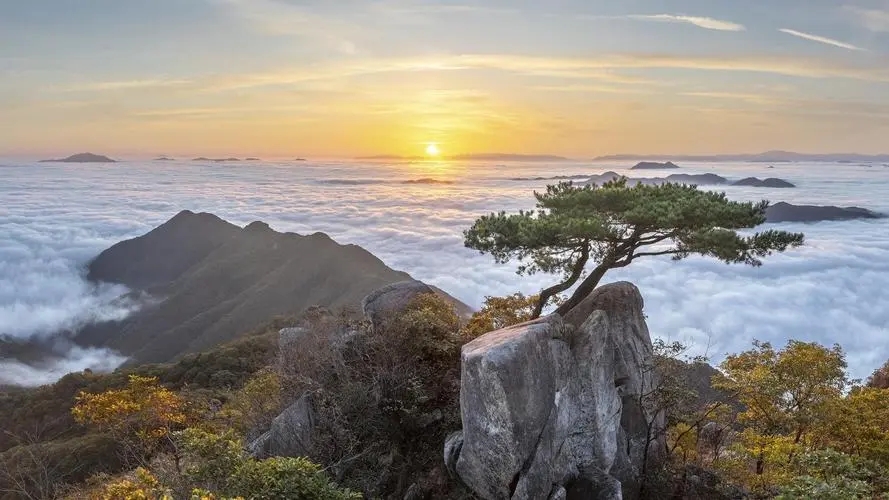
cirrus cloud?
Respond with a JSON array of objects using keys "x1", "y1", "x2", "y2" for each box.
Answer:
[
  {"x1": 779, "y1": 28, "x2": 866, "y2": 51},
  {"x1": 627, "y1": 14, "x2": 745, "y2": 32}
]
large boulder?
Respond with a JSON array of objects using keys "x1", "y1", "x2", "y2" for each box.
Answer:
[
  {"x1": 248, "y1": 393, "x2": 316, "y2": 459},
  {"x1": 362, "y1": 280, "x2": 437, "y2": 330},
  {"x1": 446, "y1": 282, "x2": 662, "y2": 500}
]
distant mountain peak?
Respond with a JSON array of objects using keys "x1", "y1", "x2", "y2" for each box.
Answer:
[
  {"x1": 40, "y1": 152, "x2": 116, "y2": 163},
  {"x1": 80, "y1": 211, "x2": 470, "y2": 365}
]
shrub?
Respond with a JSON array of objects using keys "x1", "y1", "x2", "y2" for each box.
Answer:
[
  {"x1": 229, "y1": 457, "x2": 360, "y2": 500},
  {"x1": 180, "y1": 428, "x2": 246, "y2": 493},
  {"x1": 218, "y1": 369, "x2": 282, "y2": 439},
  {"x1": 461, "y1": 293, "x2": 562, "y2": 337},
  {"x1": 179, "y1": 427, "x2": 358, "y2": 500},
  {"x1": 72, "y1": 375, "x2": 189, "y2": 465},
  {"x1": 97, "y1": 467, "x2": 172, "y2": 500},
  {"x1": 276, "y1": 293, "x2": 465, "y2": 498},
  {"x1": 0, "y1": 433, "x2": 124, "y2": 500},
  {"x1": 777, "y1": 449, "x2": 887, "y2": 500}
]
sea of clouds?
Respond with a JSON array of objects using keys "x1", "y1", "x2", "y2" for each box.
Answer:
[{"x1": 2, "y1": 158, "x2": 888, "y2": 385}]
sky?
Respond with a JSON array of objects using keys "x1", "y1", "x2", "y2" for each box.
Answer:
[{"x1": 3, "y1": 0, "x2": 889, "y2": 158}]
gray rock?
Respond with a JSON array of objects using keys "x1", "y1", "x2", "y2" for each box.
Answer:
[
  {"x1": 254, "y1": 393, "x2": 317, "y2": 458},
  {"x1": 403, "y1": 483, "x2": 423, "y2": 500},
  {"x1": 246, "y1": 430, "x2": 271, "y2": 458},
  {"x1": 548, "y1": 485, "x2": 567, "y2": 500},
  {"x1": 278, "y1": 326, "x2": 309, "y2": 349},
  {"x1": 362, "y1": 280, "x2": 437, "y2": 330},
  {"x1": 444, "y1": 432, "x2": 464, "y2": 477},
  {"x1": 449, "y1": 282, "x2": 662, "y2": 500}
]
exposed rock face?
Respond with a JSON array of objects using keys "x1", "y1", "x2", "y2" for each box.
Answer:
[
  {"x1": 765, "y1": 202, "x2": 884, "y2": 223},
  {"x1": 447, "y1": 282, "x2": 661, "y2": 500},
  {"x1": 249, "y1": 393, "x2": 316, "y2": 459}
]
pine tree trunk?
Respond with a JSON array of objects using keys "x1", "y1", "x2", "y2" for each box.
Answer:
[{"x1": 553, "y1": 263, "x2": 611, "y2": 316}]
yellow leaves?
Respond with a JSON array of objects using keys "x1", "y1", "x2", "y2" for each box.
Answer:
[
  {"x1": 219, "y1": 368, "x2": 282, "y2": 436},
  {"x1": 71, "y1": 375, "x2": 188, "y2": 456},
  {"x1": 189, "y1": 489, "x2": 244, "y2": 500},
  {"x1": 717, "y1": 340, "x2": 848, "y2": 437},
  {"x1": 821, "y1": 387, "x2": 889, "y2": 462},
  {"x1": 461, "y1": 293, "x2": 561, "y2": 338},
  {"x1": 99, "y1": 467, "x2": 172, "y2": 500}
]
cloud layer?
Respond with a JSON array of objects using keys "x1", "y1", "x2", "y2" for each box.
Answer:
[{"x1": 1, "y1": 159, "x2": 888, "y2": 383}]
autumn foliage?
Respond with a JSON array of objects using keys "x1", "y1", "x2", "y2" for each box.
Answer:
[{"x1": 72, "y1": 375, "x2": 189, "y2": 462}]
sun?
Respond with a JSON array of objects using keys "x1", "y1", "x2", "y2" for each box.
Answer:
[{"x1": 425, "y1": 143, "x2": 441, "y2": 157}]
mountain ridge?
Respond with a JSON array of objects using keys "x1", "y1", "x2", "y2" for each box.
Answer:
[{"x1": 78, "y1": 211, "x2": 470, "y2": 365}]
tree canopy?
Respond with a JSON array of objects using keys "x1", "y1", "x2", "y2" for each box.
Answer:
[{"x1": 464, "y1": 178, "x2": 805, "y2": 317}]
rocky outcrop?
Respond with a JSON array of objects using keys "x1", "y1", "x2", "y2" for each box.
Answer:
[
  {"x1": 765, "y1": 202, "x2": 884, "y2": 223},
  {"x1": 447, "y1": 282, "x2": 662, "y2": 500},
  {"x1": 362, "y1": 280, "x2": 472, "y2": 330},
  {"x1": 248, "y1": 393, "x2": 316, "y2": 459},
  {"x1": 363, "y1": 280, "x2": 438, "y2": 331}
]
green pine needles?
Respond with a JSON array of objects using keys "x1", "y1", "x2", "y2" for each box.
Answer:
[{"x1": 464, "y1": 178, "x2": 805, "y2": 317}]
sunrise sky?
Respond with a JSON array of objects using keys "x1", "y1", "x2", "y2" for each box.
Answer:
[{"x1": 3, "y1": 0, "x2": 889, "y2": 158}]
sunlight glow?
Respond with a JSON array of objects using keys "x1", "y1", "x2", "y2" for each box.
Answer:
[{"x1": 425, "y1": 143, "x2": 441, "y2": 157}]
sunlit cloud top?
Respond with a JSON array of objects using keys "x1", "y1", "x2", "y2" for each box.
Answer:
[{"x1": 2, "y1": 0, "x2": 889, "y2": 158}]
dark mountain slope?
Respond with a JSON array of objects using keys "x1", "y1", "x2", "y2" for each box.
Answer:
[
  {"x1": 87, "y1": 210, "x2": 241, "y2": 291},
  {"x1": 78, "y1": 211, "x2": 461, "y2": 365}
]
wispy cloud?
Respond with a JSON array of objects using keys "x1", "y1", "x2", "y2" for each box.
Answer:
[
  {"x1": 681, "y1": 91, "x2": 782, "y2": 105},
  {"x1": 627, "y1": 14, "x2": 745, "y2": 32},
  {"x1": 61, "y1": 79, "x2": 194, "y2": 92},
  {"x1": 371, "y1": 1, "x2": 517, "y2": 21},
  {"x1": 846, "y1": 7, "x2": 889, "y2": 32},
  {"x1": 779, "y1": 28, "x2": 865, "y2": 51},
  {"x1": 46, "y1": 52, "x2": 889, "y2": 101},
  {"x1": 211, "y1": 0, "x2": 360, "y2": 54},
  {"x1": 532, "y1": 84, "x2": 653, "y2": 95}
]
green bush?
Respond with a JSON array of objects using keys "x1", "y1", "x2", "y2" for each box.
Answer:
[
  {"x1": 180, "y1": 428, "x2": 245, "y2": 493},
  {"x1": 180, "y1": 427, "x2": 358, "y2": 500},
  {"x1": 777, "y1": 449, "x2": 889, "y2": 500},
  {"x1": 230, "y1": 457, "x2": 360, "y2": 500}
]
